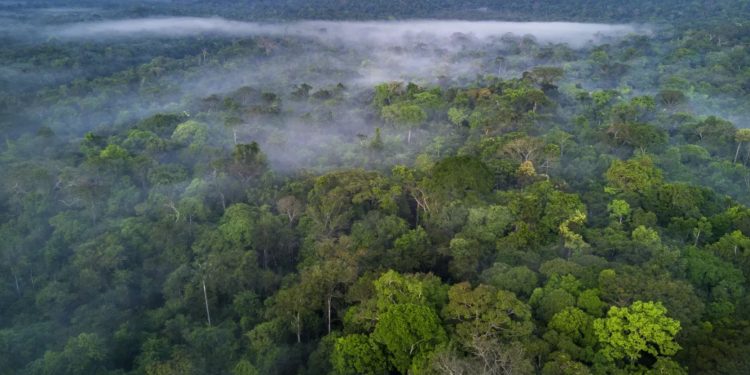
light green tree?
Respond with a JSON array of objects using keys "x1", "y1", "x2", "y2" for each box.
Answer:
[
  {"x1": 593, "y1": 301, "x2": 681, "y2": 362},
  {"x1": 607, "y1": 199, "x2": 631, "y2": 224},
  {"x1": 559, "y1": 210, "x2": 589, "y2": 257},
  {"x1": 447, "y1": 107, "x2": 468, "y2": 126}
]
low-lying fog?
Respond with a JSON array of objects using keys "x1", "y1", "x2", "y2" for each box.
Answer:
[
  {"x1": 51, "y1": 18, "x2": 647, "y2": 48},
  {"x1": 4, "y1": 16, "x2": 656, "y2": 170}
]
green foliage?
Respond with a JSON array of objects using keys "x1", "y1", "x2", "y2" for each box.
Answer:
[
  {"x1": 480, "y1": 263, "x2": 539, "y2": 298},
  {"x1": 4, "y1": 6, "x2": 750, "y2": 373},
  {"x1": 447, "y1": 107, "x2": 468, "y2": 126},
  {"x1": 593, "y1": 301, "x2": 681, "y2": 363},
  {"x1": 372, "y1": 303, "x2": 447, "y2": 374},
  {"x1": 372, "y1": 270, "x2": 447, "y2": 312},
  {"x1": 29, "y1": 333, "x2": 107, "y2": 375},
  {"x1": 605, "y1": 156, "x2": 663, "y2": 194},
  {"x1": 559, "y1": 210, "x2": 589, "y2": 254},
  {"x1": 607, "y1": 199, "x2": 631, "y2": 224},
  {"x1": 442, "y1": 282, "x2": 533, "y2": 344},
  {"x1": 171, "y1": 120, "x2": 208, "y2": 152},
  {"x1": 331, "y1": 334, "x2": 388, "y2": 375},
  {"x1": 232, "y1": 360, "x2": 260, "y2": 375},
  {"x1": 530, "y1": 286, "x2": 577, "y2": 323},
  {"x1": 425, "y1": 155, "x2": 494, "y2": 205},
  {"x1": 545, "y1": 307, "x2": 597, "y2": 362}
]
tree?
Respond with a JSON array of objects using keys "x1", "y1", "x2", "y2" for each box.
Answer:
[
  {"x1": 606, "y1": 122, "x2": 667, "y2": 153},
  {"x1": 381, "y1": 103, "x2": 426, "y2": 144},
  {"x1": 228, "y1": 142, "x2": 267, "y2": 184},
  {"x1": 656, "y1": 89, "x2": 687, "y2": 109},
  {"x1": 605, "y1": 156, "x2": 663, "y2": 194},
  {"x1": 388, "y1": 226, "x2": 433, "y2": 272},
  {"x1": 442, "y1": 283, "x2": 533, "y2": 345},
  {"x1": 683, "y1": 247, "x2": 745, "y2": 318},
  {"x1": 607, "y1": 199, "x2": 631, "y2": 224},
  {"x1": 300, "y1": 243, "x2": 358, "y2": 334},
  {"x1": 276, "y1": 195, "x2": 303, "y2": 226},
  {"x1": 541, "y1": 352, "x2": 591, "y2": 375},
  {"x1": 593, "y1": 301, "x2": 681, "y2": 363},
  {"x1": 502, "y1": 136, "x2": 546, "y2": 163},
  {"x1": 29, "y1": 333, "x2": 107, "y2": 375},
  {"x1": 609, "y1": 96, "x2": 655, "y2": 125},
  {"x1": 549, "y1": 307, "x2": 595, "y2": 343},
  {"x1": 502, "y1": 86, "x2": 548, "y2": 115},
  {"x1": 448, "y1": 107, "x2": 468, "y2": 127},
  {"x1": 545, "y1": 307, "x2": 597, "y2": 362},
  {"x1": 372, "y1": 270, "x2": 447, "y2": 312},
  {"x1": 270, "y1": 284, "x2": 316, "y2": 343},
  {"x1": 343, "y1": 270, "x2": 446, "y2": 336},
  {"x1": 530, "y1": 289, "x2": 577, "y2": 323},
  {"x1": 369, "y1": 127, "x2": 384, "y2": 150},
  {"x1": 305, "y1": 170, "x2": 397, "y2": 238},
  {"x1": 479, "y1": 263, "x2": 538, "y2": 298},
  {"x1": 692, "y1": 216, "x2": 712, "y2": 246},
  {"x1": 331, "y1": 334, "x2": 389, "y2": 375},
  {"x1": 734, "y1": 128, "x2": 750, "y2": 164},
  {"x1": 528, "y1": 66, "x2": 565, "y2": 90},
  {"x1": 372, "y1": 303, "x2": 447, "y2": 374},
  {"x1": 171, "y1": 120, "x2": 208, "y2": 154},
  {"x1": 233, "y1": 360, "x2": 260, "y2": 375},
  {"x1": 392, "y1": 165, "x2": 432, "y2": 224},
  {"x1": 707, "y1": 230, "x2": 750, "y2": 269},
  {"x1": 684, "y1": 116, "x2": 736, "y2": 157},
  {"x1": 559, "y1": 210, "x2": 589, "y2": 257},
  {"x1": 432, "y1": 339, "x2": 533, "y2": 375},
  {"x1": 291, "y1": 83, "x2": 312, "y2": 100},
  {"x1": 245, "y1": 320, "x2": 287, "y2": 373},
  {"x1": 373, "y1": 82, "x2": 404, "y2": 108},
  {"x1": 424, "y1": 156, "x2": 494, "y2": 206},
  {"x1": 218, "y1": 203, "x2": 255, "y2": 247},
  {"x1": 448, "y1": 237, "x2": 483, "y2": 280}
]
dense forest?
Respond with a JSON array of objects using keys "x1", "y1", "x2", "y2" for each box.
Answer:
[{"x1": 2, "y1": 1, "x2": 750, "y2": 374}]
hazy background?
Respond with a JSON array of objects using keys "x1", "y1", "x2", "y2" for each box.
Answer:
[{"x1": 0, "y1": 11, "x2": 653, "y2": 170}]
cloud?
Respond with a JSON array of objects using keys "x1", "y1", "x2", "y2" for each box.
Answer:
[{"x1": 51, "y1": 17, "x2": 649, "y2": 47}]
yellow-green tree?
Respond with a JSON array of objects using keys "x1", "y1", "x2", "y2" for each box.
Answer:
[{"x1": 593, "y1": 301, "x2": 681, "y2": 363}]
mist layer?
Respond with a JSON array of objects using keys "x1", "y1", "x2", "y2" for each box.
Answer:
[{"x1": 51, "y1": 18, "x2": 648, "y2": 47}]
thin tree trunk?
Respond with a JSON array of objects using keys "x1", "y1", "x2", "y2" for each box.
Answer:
[
  {"x1": 296, "y1": 312, "x2": 302, "y2": 343},
  {"x1": 735, "y1": 142, "x2": 742, "y2": 163},
  {"x1": 407, "y1": 129, "x2": 412, "y2": 144},
  {"x1": 12, "y1": 269, "x2": 20, "y2": 296},
  {"x1": 202, "y1": 277, "x2": 212, "y2": 326},
  {"x1": 327, "y1": 295, "x2": 332, "y2": 334}
]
